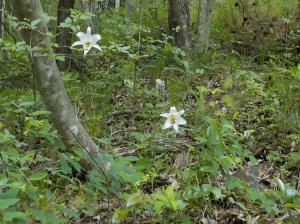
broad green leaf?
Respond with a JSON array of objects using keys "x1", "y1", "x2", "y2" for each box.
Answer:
[
  {"x1": 8, "y1": 182, "x2": 26, "y2": 190},
  {"x1": 25, "y1": 185, "x2": 38, "y2": 201},
  {"x1": 31, "y1": 209, "x2": 47, "y2": 223},
  {"x1": 3, "y1": 211, "x2": 26, "y2": 221},
  {"x1": 29, "y1": 171, "x2": 47, "y2": 181},
  {"x1": 202, "y1": 184, "x2": 212, "y2": 193},
  {"x1": 31, "y1": 19, "x2": 41, "y2": 28},
  {"x1": 176, "y1": 199, "x2": 185, "y2": 210},
  {"x1": 0, "y1": 188, "x2": 19, "y2": 199},
  {"x1": 0, "y1": 198, "x2": 19, "y2": 210},
  {"x1": 211, "y1": 187, "x2": 222, "y2": 200},
  {"x1": 166, "y1": 186, "x2": 177, "y2": 210},
  {"x1": 286, "y1": 203, "x2": 300, "y2": 209}
]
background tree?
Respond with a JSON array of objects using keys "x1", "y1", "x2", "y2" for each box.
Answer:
[
  {"x1": 126, "y1": 0, "x2": 136, "y2": 16},
  {"x1": 115, "y1": 0, "x2": 120, "y2": 9},
  {"x1": 56, "y1": 0, "x2": 75, "y2": 70},
  {"x1": 197, "y1": 0, "x2": 215, "y2": 52},
  {"x1": 11, "y1": 0, "x2": 101, "y2": 165},
  {"x1": 168, "y1": 0, "x2": 190, "y2": 48},
  {"x1": 0, "y1": 0, "x2": 4, "y2": 38},
  {"x1": 80, "y1": 0, "x2": 100, "y2": 27}
]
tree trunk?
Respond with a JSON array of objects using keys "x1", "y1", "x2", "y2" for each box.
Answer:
[
  {"x1": 197, "y1": 0, "x2": 214, "y2": 53},
  {"x1": 56, "y1": 0, "x2": 75, "y2": 70},
  {"x1": 115, "y1": 0, "x2": 120, "y2": 9},
  {"x1": 80, "y1": 0, "x2": 99, "y2": 27},
  {"x1": 11, "y1": 0, "x2": 101, "y2": 165},
  {"x1": 126, "y1": 0, "x2": 136, "y2": 17},
  {"x1": 168, "y1": 0, "x2": 190, "y2": 48},
  {"x1": 0, "y1": 0, "x2": 4, "y2": 38}
]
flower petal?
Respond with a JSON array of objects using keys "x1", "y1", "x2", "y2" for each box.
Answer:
[
  {"x1": 87, "y1": 27, "x2": 92, "y2": 35},
  {"x1": 92, "y1": 34, "x2": 101, "y2": 43},
  {"x1": 160, "y1": 113, "x2": 169, "y2": 118},
  {"x1": 163, "y1": 119, "x2": 172, "y2": 129},
  {"x1": 84, "y1": 47, "x2": 92, "y2": 56},
  {"x1": 176, "y1": 116, "x2": 187, "y2": 125},
  {"x1": 76, "y1": 32, "x2": 86, "y2": 40},
  {"x1": 173, "y1": 124, "x2": 179, "y2": 132},
  {"x1": 169, "y1": 106, "x2": 177, "y2": 113},
  {"x1": 71, "y1": 41, "x2": 82, "y2": 47},
  {"x1": 93, "y1": 44, "x2": 102, "y2": 52},
  {"x1": 178, "y1": 109, "x2": 185, "y2": 115}
]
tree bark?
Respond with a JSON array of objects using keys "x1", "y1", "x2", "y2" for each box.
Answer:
[
  {"x1": 56, "y1": 0, "x2": 75, "y2": 70},
  {"x1": 80, "y1": 0, "x2": 100, "y2": 27},
  {"x1": 115, "y1": 0, "x2": 120, "y2": 9},
  {"x1": 0, "y1": 0, "x2": 4, "y2": 38},
  {"x1": 126, "y1": 0, "x2": 136, "y2": 17},
  {"x1": 197, "y1": 0, "x2": 214, "y2": 53},
  {"x1": 168, "y1": 0, "x2": 190, "y2": 48},
  {"x1": 11, "y1": 0, "x2": 101, "y2": 164}
]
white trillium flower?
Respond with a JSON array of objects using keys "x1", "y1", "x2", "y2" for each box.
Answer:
[
  {"x1": 71, "y1": 27, "x2": 102, "y2": 56},
  {"x1": 160, "y1": 106, "x2": 187, "y2": 132}
]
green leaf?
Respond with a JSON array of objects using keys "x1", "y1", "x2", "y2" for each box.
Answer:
[
  {"x1": 274, "y1": 177, "x2": 285, "y2": 193},
  {"x1": 31, "y1": 19, "x2": 41, "y2": 28},
  {"x1": 286, "y1": 203, "x2": 300, "y2": 209},
  {"x1": 0, "y1": 188, "x2": 19, "y2": 199},
  {"x1": 166, "y1": 186, "x2": 177, "y2": 210},
  {"x1": 59, "y1": 155, "x2": 72, "y2": 175},
  {"x1": 224, "y1": 75, "x2": 233, "y2": 89},
  {"x1": 176, "y1": 199, "x2": 185, "y2": 210},
  {"x1": 211, "y1": 187, "x2": 222, "y2": 200},
  {"x1": 25, "y1": 185, "x2": 38, "y2": 201},
  {"x1": 29, "y1": 171, "x2": 47, "y2": 181},
  {"x1": 222, "y1": 95, "x2": 236, "y2": 109},
  {"x1": 126, "y1": 192, "x2": 144, "y2": 207},
  {"x1": 0, "y1": 198, "x2": 19, "y2": 210},
  {"x1": 112, "y1": 208, "x2": 129, "y2": 224},
  {"x1": 3, "y1": 211, "x2": 26, "y2": 221}
]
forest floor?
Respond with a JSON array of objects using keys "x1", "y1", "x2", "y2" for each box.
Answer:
[
  {"x1": 63, "y1": 47, "x2": 299, "y2": 223},
  {"x1": 1, "y1": 18, "x2": 300, "y2": 224}
]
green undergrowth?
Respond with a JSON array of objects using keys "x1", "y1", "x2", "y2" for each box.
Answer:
[{"x1": 1, "y1": 1, "x2": 300, "y2": 223}]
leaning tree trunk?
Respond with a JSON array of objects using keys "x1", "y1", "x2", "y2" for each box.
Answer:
[
  {"x1": 168, "y1": 0, "x2": 190, "y2": 48},
  {"x1": 56, "y1": 0, "x2": 75, "y2": 70},
  {"x1": 197, "y1": 0, "x2": 215, "y2": 53},
  {"x1": 0, "y1": 0, "x2": 4, "y2": 38},
  {"x1": 11, "y1": 0, "x2": 101, "y2": 165}
]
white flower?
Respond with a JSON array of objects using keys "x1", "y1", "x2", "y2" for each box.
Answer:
[
  {"x1": 156, "y1": 79, "x2": 165, "y2": 97},
  {"x1": 160, "y1": 106, "x2": 187, "y2": 132},
  {"x1": 156, "y1": 79, "x2": 165, "y2": 91},
  {"x1": 71, "y1": 27, "x2": 102, "y2": 56}
]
